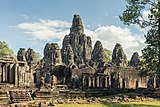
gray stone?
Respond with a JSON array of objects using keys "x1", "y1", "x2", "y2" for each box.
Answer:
[
  {"x1": 61, "y1": 44, "x2": 74, "y2": 65},
  {"x1": 17, "y1": 48, "x2": 26, "y2": 61},
  {"x1": 26, "y1": 48, "x2": 37, "y2": 66},
  {"x1": 44, "y1": 43, "x2": 62, "y2": 66},
  {"x1": 61, "y1": 15, "x2": 92, "y2": 67},
  {"x1": 129, "y1": 52, "x2": 140, "y2": 68},
  {"x1": 112, "y1": 43, "x2": 127, "y2": 67},
  {"x1": 70, "y1": 14, "x2": 84, "y2": 34},
  {"x1": 91, "y1": 41, "x2": 106, "y2": 68}
]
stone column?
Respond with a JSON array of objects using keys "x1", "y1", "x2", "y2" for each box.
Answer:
[
  {"x1": 97, "y1": 76, "x2": 99, "y2": 87},
  {"x1": 2, "y1": 63, "x2": 6, "y2": 82},
  {"x1": 14, "y1": 63, "x2": 19, "y2": 86},
  {"x1": 106, "y1": 76, "x2": 109, "y2": 88},
  {"x1": 92, "y1": 76, "x2": 95, "y2": 87},
  {"x1": 99, "y1": 76, "x2": 103, "y2": 88},
  {"x1": 99, "y1": 76, "x2": 101, "y2": 87},
  {"x1": 9, "y1": 64, "x2": 14, "y2": 83},
  {"x1": 82, "y1": 75, "x2": 84, "y2": 88},
  {"x1": 5, "y1": 63, "x2": 9, "y2": 82},
  {"x1": 88, "y1": 75, "x2": 91, "y2": 87}
]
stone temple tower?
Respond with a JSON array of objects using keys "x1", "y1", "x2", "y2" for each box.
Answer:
[
  {"x1": 61, "y1": 15, "x2": 92, "y2": 67},
  {"x1": 112, "y1": 43, "x2": 128, "y2": 67}
]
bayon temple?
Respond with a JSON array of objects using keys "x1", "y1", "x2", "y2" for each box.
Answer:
[{"x1": 0, "y1": 15, "x2": 155, "y2": 106}]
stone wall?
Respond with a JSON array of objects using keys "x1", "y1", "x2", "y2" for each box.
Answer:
[
  {"x1": 81, "y1": 66, "x2": 148, "y2": 89},
  {"x1": 0, "y1": 57, "x2": 34, "y2": 87}
]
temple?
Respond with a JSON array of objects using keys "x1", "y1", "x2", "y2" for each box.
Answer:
[{"x1": 0, "y1": 15, "x2": 156, "y2": 106}]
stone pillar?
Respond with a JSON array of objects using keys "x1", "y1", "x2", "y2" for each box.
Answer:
[
  {"x1": 14, "y1": 63, "x2": 19, "y2": 86},
  {"x1": 99, "y1": 76, "x2": 101, "y2": 87},
  {"x1": 88, "y1": 75, "x2": 91, "y2": 87},
  {"x1": 106, "y1": 76, "x2": 109, "y2": 88},
  {"x1": 97, "y1": 76, "x2": 99, "y2": 87},
  {"x1": 5, "y1": 63, "x2": 9, "y2": 82},
  {"x1": 2, "y1": 63, "x2": 6, "y2": 82},
  {"x1": 92, "y1": 76, "x2": 95, "y2": 87},
  {"x1": 9, "y1": 64, "x2": 14, "y2": 84},
  {"x1": 119, "y1": 78, "x2": 122, "y2": 89}
]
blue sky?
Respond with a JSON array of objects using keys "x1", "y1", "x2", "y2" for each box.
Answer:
[{"x1": 0, "y1": 0, "x2": 147, "y2": 58}]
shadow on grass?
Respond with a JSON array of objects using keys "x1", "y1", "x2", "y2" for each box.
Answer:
[{"x1": 102, "y1": 102, "x2": 160, "y2": 107}]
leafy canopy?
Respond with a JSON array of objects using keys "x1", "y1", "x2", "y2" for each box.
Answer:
[
  {"x1": 120, "y1": 0, "x2": 160, "y2": 78},
  {"x1": 0, "y1": 41, "x2": 14, "y2": 57},
  {"x1": 104, "y1": 48, "x2": 112, "y2": 62}
]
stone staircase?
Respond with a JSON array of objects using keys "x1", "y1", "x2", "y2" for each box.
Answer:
[
  {"x1": 0, "y1": 90, "x2": 10, "y2": 106},
  {"x1": 9, "y1": 90, "x2": 32, "y2": 103}
]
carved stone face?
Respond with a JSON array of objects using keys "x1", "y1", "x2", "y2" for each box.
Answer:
[{"x1": 44, "y1": 43, "x2": 62, "y2": 66}]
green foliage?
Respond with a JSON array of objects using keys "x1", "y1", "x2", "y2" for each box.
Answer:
[
  {"x1": 104, "y1": 48, "x2": 112, "y2": 62},
  {"x1": 120, "y1": 0, "x2": 153, "y2": 28},
  {"x1": 0, "y1": 41, "x2": 14, "y2": 57},
  {"x1": 120, "y1": 0, "x2": 160, "y2": 80},
  {"x1": 35, "y1": 52, "x2": 42, "y2": 61}
]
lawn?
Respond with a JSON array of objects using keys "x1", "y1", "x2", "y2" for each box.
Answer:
[{"x1": 53, "y1": 101, "x2": 160, "y2": 107}]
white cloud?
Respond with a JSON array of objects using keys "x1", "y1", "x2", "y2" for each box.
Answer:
[
  {"x1": 15, "y1": 19, "x2": 145, "y2": 59},
  {"x1": 21, "y1": 15, "x2": 30, "y2": 20},
  {"x1": 84, "y1": 25, "x2": 145, "y2": 59},
  {"x1": 134, "y1": 10, "x2": 151, "y2": 33},
  {"x1": 16, "y1": 19, "x2": 71, "y2": 41}
]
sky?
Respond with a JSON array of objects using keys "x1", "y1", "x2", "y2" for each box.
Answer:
[{"x1": 0, "y1": 0, "x2": 148, "y2": 59}]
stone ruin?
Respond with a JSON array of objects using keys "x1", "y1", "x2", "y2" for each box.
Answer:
[
  {"x1": 0, "y1": 14, "x2": 156, "y2": 106},
  {"x1": 0, "y1": 47, "x2": 37, "y2": 87},
  {"x1": 35, "y1": 14, "x2": 150, "y2": 90},
  {"x1": 112, "y1": 43, "x2": 127, "y2": 67},
  {"x1": 129, "y1": 52, "x2": 140, "y2": 68},
  {"x1": 61, "y1": 15, "x2": 92, "y2": 67}
]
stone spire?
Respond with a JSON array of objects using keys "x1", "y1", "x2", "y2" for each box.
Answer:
[
  {"x1": 112, "y1": 43, "x2": 127, "y2": 67},
  {"x1": 129, "y1": 52, "x2": 140, "y2": 68},
  {"x1": 91, "y1": 41, "x2": 105, "y2": 62},
  {"x1": 17, "y1": 48, "x2": 37, "y2": 66},
  {"x1": 91, "y1": 41, "x2": 106, "y2": 68},
  {"x1": 44, "y1": 43, "x2": 62, "y2": 66},
  {"x1": 61, "y1": 14, "x2": 92, "y2": 67},
  {"x1": 17, "y1": 48, "x2": 26, "y2": 61},
  {"x1": 70, "y1": 14, "x2": 84, "y2": 34}
]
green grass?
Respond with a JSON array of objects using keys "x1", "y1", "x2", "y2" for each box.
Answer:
[
  {"x1": 100, "y1": 92, "x2": 139, "y2": 99},
  {"x1": 53, "y1": 101, "x2": 160, "y2": 107}
]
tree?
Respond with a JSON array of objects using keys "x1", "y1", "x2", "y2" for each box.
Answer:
[
  {"x1": 35, "y1": 52, "x2": 42, "y2": 62},
  {"x1": 120, "y1": 0, "x2": 160, "y2": 87},
  {"x1": 0, "y1": 41, "x2": 14, "y2": 57},
  {"x1": 104, "y1": 48, "x2": 112, "y2": 62}
]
